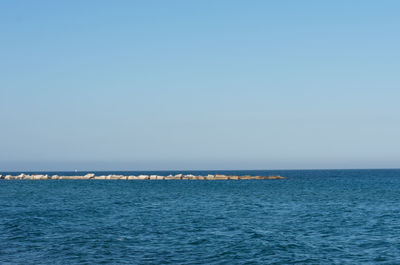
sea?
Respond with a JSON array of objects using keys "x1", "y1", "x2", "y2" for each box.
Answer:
[{"x1": 1, "y1": 169, "x2": 400, "y2": 264}]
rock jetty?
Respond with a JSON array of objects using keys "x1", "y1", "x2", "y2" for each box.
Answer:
[{"x1": 0, "y1": 173, "x2": 286, "y2": 180}]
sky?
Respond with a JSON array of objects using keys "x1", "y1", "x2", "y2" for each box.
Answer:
[{"x1": 1, "y1": 0, "x2": 399, "y2": 171}]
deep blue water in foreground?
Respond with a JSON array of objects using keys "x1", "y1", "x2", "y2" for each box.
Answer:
[{"x1": 1, "y1": 169, "x2": 400, "y2": 264}]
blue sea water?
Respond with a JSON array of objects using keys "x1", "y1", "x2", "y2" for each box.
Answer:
[{"x1": 1, "y1": 169, "x2": 400, "y2": 264}]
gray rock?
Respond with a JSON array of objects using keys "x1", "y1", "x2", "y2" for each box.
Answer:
[
  {"x1": 84, "y1": 173, "x2": 95, "y2": 179},
  {"x1": 16, "y1": 174, "x2": 26, "y2": 179},
  {"x1": 149, "y1": 175, "x2": 158, "y2": 180},
  {"x1": 137, "y1": 175, "x2": 149, "y2": 180},
  {"x1": 174, "y1": 174, "x2": 183, "y2": 179}
]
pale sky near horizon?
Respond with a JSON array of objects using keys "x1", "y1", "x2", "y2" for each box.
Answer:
[{"x1": 1, "y1": 1, "x2": 400, "y2": 171}]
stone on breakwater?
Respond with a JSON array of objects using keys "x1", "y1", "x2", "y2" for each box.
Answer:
[
  {"x1": 60, "y1": 176, "x2": 79, "y2": 180},
  {"x1": 136, "y1": 175, "x2": 149, "y2": 180},
  {"x1": 84, "y1": 173, "x2": 95, "y2": 179},
  {"x1": 14, "y1": 174, "x2": 23, "y2": 179},
  {"x1": 214, "y1": 174, "x2": 229, "y2": 180},
  {"x1": 164, "y1": 175, "x2": 174, "y2": 180},
  {"x1": 266, "y1": 175, "x2": 286, "y2": 179},
  {"x1": 29, "y1": 174, "x2": 45, "y2": 180},
  {"x1": 206, "y1": 175, "x2": 215, "y2": 180},
  {"x1": 182, "y1": 174, "x2": 195, "y2": 180},
  {"x1": 107, "y1": 175, "x2": 125, "y2": 180}
]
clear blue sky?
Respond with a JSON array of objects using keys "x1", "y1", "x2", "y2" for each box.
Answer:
[{"x1": 1, "y1": 0, "x2": 399, "y2": 171}]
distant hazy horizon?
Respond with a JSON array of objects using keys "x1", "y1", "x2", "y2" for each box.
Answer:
[
  {"x1": 1, "y1": 1, "x2": 399, "y2": 171},
  {"x1": 1, "y1": 161, "x2": 400, "y2": 172}
]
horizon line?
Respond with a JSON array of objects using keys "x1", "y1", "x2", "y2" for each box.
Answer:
[{"x1": 1, "y1": 167, "x2": 400, "y2": 173}]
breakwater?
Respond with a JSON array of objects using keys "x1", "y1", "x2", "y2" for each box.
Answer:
[{"x1": 0, "y1": 173, "x2": 286, "y2": 180}]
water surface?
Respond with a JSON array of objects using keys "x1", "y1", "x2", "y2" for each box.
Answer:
[{"x1": 1, "y1": 169, "x2": 400, "y2": 264}]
